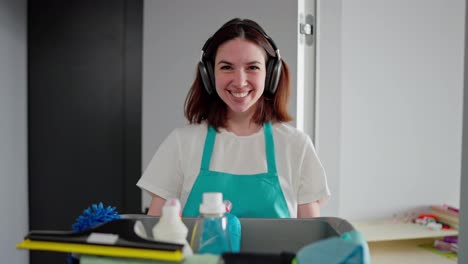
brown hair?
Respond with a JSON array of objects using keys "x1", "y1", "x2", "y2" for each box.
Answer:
[{"x1": 184, "y1": 18, "x2": 292, "y2": 130}]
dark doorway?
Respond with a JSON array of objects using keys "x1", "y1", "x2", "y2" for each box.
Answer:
[{"x1": 28, "y1": 0, "x2": 142, "y2": 263}]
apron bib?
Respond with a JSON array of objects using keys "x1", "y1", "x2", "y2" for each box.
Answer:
[{"x1": 182, "y1": 122, "x2": 290, "y2": 218}]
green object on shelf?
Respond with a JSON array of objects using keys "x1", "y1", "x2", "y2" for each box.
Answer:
[{"x1": 418, "y1": 243, "x2": 457, "y2": 260}]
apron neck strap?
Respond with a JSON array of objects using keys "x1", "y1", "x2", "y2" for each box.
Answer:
[
  {"x1": 264, "y1": 122, "x2": 277, "y2": 173},
  {"x1": 200, "y1": 122, "x2": 277, "y2": 173},
  {"x1": 201, "y1": 125, "x2": 216, "y2": 170}
]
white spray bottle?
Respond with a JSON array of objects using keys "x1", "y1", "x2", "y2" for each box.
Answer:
[{"x1": 152, "y1": 198, "x2": 193, "y2": 256}]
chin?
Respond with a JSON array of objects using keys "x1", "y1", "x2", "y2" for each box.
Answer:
[
  {"x1": 230, "y1": 107, "x2": 249, "y2": 113},
  {"x1": 228, "y1": 104, "x2": 256, "y2": 114}
]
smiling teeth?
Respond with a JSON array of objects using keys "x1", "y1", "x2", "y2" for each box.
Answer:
[{"x1": 232, "y1": 92, "x2": 249, "y2": 98}]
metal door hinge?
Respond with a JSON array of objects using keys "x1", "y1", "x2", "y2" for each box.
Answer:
[{"x1": 300, "y1": 23, "x2": 314, "y2": 35}]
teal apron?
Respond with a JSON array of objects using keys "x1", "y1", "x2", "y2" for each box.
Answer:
[{"x1": 182, "y1": 122, "x2": 290, "y2": 218}]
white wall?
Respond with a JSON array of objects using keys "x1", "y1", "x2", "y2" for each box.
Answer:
[
  {"x1": 315, "y1": 0, "x2": 342, "y2": 216},
  {"x1": 317, "y1": 0, "x2": 465, "y2": 220},
  {"x1": 142, "y1": 0, "x2": 299, "y2": 208},
  {"x1": 0, "y1": 0, "x2": 28, "y2": 263}
]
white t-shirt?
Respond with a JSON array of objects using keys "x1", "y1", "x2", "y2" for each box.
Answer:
[{"x1": 137, "y1": 122, "x2": 330, "y2": 218}]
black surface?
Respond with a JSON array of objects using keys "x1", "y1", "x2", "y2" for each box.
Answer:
[
  {"x1": 27, "y1": 219, "x2": 183, "y2": 251},
  {"x1": 28, "y1": 0, "x2": 142, "y2": 263},
  {"x1": 222, "y1": 252, "x2": 296, "y2": 264}
]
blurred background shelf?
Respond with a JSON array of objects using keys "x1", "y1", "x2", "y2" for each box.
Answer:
[
  {"x1": 351, "y1": 221, "x2": 458, "y2": 242},
  {"x1": 351, "y1": 220, "x2": 458, "y2": 264}
]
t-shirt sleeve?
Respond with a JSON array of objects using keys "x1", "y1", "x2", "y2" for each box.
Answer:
[
  {"x1": 136, "y1": 129, "x2": 183, "y2": 200},
  {"x1": 297, "y1": 135, "x2": 331, "y2": 205}
]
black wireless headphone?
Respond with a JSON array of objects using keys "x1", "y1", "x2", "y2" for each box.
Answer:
[{"x1": 198, "y1": 19, "x2": 282, "y2": 96}]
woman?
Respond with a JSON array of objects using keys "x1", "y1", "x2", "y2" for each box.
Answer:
[{"x1": 137, "y1": 18, "x2": 330, "y2": 218}]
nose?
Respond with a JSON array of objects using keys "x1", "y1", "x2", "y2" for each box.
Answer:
[{"x1": 232, "y1": 69, "x2": 247, "y2": 87}]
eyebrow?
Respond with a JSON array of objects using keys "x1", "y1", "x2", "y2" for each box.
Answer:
[{"x1": 217, "y1": 60, "x2": 263, "y2": 65}]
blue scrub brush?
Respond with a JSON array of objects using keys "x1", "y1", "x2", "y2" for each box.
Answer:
[
  {"x1": 69, "y1": 202, "x2": 121, "y2": 264},
  {"x1": 72, "y1": 203, "x2": 121, "y2": 232}
]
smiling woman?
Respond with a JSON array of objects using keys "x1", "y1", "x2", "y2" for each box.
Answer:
[
  {"x1": 185, "y1": 18, "x2": 291, "y2": 132},
  {"x1": 214, "y1": 38, "x2": 267, "y2": 116},
  {"x1": 137, "y1": 18, "x2": 330, "y2": 219}
]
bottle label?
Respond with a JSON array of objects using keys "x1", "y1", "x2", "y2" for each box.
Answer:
[{"x1": 193, "y1": 218, "x2": 231, "y2": 255}]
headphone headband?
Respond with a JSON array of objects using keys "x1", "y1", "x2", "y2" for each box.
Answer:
[{"x1": 201, "y1": 20, "x2": 279, "y2": 58}]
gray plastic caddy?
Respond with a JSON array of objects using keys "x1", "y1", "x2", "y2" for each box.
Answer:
[{"x1": 122, "y1": 215, "x2": 355, "y2": 253}]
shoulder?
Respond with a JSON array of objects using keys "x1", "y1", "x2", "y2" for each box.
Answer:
[
  {"x1": 173, "y1": 122, "x2": 207, "y2": 136},
  {"x1": 271, "y1": 122, "x2": 315, "y2": 157},
  {"x1": 272, "y1": 122, "x2": 311, "y2": 144},
  {"x1": 170, "y1": 122, "x2": 208, "y2": 144}
]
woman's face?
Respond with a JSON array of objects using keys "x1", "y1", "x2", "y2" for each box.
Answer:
[{"x1": 214, "y1": 37, "x2": 267, "y2": 117}]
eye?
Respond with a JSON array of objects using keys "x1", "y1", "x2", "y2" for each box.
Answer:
[
  {"x1": 248, "y1": 65, "x2": 261, "y2": 71},
  {"x1": 220, "y1": 65, "x2": 232, "y2": 70}
]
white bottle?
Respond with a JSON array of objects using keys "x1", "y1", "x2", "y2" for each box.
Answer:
[{"x1": 152, "y1": 198, "x2": 193, "y2": 256}]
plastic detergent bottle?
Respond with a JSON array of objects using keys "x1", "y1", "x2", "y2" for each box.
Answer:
[
  {"x1": 152, "y1": 198, "x2": 193, "y2": 256},
  {"x1": 190, "y1": 192, "x2": 232, "y2": 255},
  {"x1": 224, "y1": 200, "x2": 241, "y2": 252}
]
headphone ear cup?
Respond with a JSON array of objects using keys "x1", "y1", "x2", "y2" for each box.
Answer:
[
  {"x1": 265, "y1": 58, "x2": 282, "y2": 95},
  {"x1": 205, "y1": 60, "x2": 215, "y2": 93},
  {"x1": 199, "y1": 60, "x2": 215, "y2": 95},
  {"x1": 265, "y1": 59, "x2": 274, "y2": 94}
]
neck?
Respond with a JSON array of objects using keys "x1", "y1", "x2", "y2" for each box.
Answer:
[{"x1": 225, "y1": 112, "x2": 262, "y2": 136}]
